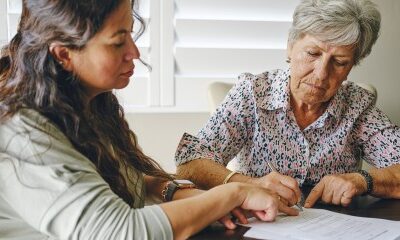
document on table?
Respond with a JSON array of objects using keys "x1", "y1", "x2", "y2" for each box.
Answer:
[{"x1": 242, "y1": 208, "x2": 400, "y2": 240}]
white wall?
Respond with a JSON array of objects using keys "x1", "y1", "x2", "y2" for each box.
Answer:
[
  {"x1": 349, "y1": 0, "x2": 400, "y2": 125},
  {"x1": 126, "y1": 113, "x2": 210, "y2": 173},
  {"x1": 129, "y1": 0, "x2": 400, "y2": 172}
]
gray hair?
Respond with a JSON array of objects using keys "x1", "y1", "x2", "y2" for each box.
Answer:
[{"x1": 288, "y1": 0, "x2": 381, "y2": 64}]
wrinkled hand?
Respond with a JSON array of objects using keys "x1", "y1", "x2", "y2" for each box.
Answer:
[
  {"x1": 240, "y1": 184, "x2": 299, "y2": 222},
  {"x1": 249, "y1": 172, "x2": 302, "y2": 207},
  {"x1": 304, "y1": 173, "x2": 367, "y2": 207}
]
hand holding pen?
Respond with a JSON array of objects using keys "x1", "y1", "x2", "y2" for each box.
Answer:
[
  {"x1": 247, "y1": 161, "x2": 303, "y2": 211},
  {"x1": 265, "y1": 161, "x2": 304, "y2": 211}
]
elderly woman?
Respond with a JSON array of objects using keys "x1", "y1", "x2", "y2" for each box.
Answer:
[{"x1": 175, "y1": 0, "x2": 400, "y2": 208}]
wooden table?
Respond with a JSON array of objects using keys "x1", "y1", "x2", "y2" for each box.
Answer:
[{"x1": 189, "y1": 188, "x2": 400, "y2": 240}]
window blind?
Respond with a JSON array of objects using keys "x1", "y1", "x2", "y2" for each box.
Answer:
[{"x1": 172, "y1": 0, "x2": 300, "y2": 112}]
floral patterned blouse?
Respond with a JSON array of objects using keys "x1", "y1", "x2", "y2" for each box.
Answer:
[{"x1": 175, "y1": 68, "x2": 400, "y2": 186}]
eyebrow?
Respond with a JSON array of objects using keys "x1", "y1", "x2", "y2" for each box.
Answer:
[
  {"x1": 307, "y1": 43, "x2": 354, "y2": 58},
  {"x1": 111, "y1": 29, "x2": 129, "y2": 38},
  {"x1": 111, "y1": 19, "x2": 134, "y2": 38}
]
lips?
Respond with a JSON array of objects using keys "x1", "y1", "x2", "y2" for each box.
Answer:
[
  {"x1": 120, "y1": 68, "x2": 134, "y2": 78},
  {"x1": 304, "y1": 82, "x2": 326, "y2": 90}
]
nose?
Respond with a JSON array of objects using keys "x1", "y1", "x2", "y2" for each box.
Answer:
[
  {"x1": 124, "y1": 35, "x2": 140, "y2": 61},
  {"x1": 314, "y1": 57, "x2": 329, "y2": 81}
]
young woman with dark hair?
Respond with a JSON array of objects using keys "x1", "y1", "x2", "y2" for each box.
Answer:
[{"x1": 0, "y1": 0, "x2": 297, "y2": 239}]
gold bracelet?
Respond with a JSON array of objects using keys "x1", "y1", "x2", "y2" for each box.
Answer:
[{"x1": 223, "y1": 171, "x2": 237, "y2": 184}]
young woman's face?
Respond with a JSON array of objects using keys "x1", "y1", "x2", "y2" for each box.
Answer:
[{"x1": 70, "y1": 0, "x2": 139, "y2": 98}]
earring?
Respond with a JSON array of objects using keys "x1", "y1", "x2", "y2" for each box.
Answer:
[{"x1": 58, "y1": 61, "x2": 64, "y2": 65}]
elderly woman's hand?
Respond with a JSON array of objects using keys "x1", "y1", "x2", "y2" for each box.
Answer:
[
  {"x1": 304, "y1": 173, "x2": 368, "y2": 207},
  {"x1": 248, "y1": 172, "x2": 302, "y2": 207}
]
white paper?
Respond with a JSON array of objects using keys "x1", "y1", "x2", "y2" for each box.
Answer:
[{"x1": 242, "y1": 208, "x2": 400, "y2": 240}]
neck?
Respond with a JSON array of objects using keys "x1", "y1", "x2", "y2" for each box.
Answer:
[{"x1": 290, "y1": 95, "x2": 328, "y2": 130}]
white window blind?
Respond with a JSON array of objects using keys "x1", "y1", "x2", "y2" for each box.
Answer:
[
  {"x1": 1, "y1": 0, "x2": 21, "y2": 46},
  {"x1": 172, "y1": 0, "x2": 300, "y2": 112},
  {"x1": 0, "y1": 0, "x2": 300, "y2": 113},
  {"x1": 0, "y1": 1, "x2": 7, "y2": 47}
]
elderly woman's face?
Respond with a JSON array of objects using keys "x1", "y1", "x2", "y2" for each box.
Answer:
[{"x1": 287, "y1": 34, "x2": 355, "y2": 106}]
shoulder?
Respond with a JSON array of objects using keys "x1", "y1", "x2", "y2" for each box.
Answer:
[
  {"x1": 0, "y1": 108, "x2": 95, "y2": 170},
  {"x1": 237, "y1": 69, "x2": 286, "y2": 86},
  {"x1": 339, "y1": 82, "x2": 376, "y2": 114},
  {"x1": 236, "y1": 69, "x2": 288, "y2": 97},
  {"x1": 0, "y1": 108, "x2": 70, "y2": 146},
  {"x1": 234, "y1": 69, "x2": 288, "y2": 109}
]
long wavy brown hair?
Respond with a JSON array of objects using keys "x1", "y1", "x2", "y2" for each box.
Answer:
[{"x1": 0, "y1": 0, "x2": 172, "y2": 206}]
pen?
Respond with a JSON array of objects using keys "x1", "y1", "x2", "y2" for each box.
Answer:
[{"x1": 266, "y1": 161, "x2": 304, "y2": 211}]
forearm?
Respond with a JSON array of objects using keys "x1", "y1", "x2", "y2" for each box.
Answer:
[
  {"x1": 144, "y1": 175, "x2": 169, "y2": 201},
  {"x1": 160, "y1": 183, "x2": 243, "y2": 240},
  {"x1": 145, "y1": 174, "x2": 207, "y2": 203},
  {"x1": 370, "y1": 164, "x2": 400, "y2": 198},
  {"x1": 176, "y1": 159, "x2": 252, "y2": 189},
  {"x1": 172, "y1": 188, "x2": 204, "y2": 201}
]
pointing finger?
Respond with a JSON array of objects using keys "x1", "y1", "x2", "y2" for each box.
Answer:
[{"x1": 304, "y1": 182, "x2": 325, "y2": 208}]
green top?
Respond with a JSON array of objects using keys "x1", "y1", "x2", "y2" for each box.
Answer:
[{"x1": 0, "y1": 108, "x2": 173, "y2": 240}]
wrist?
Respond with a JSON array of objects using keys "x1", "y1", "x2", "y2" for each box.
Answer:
[
  {"x1": 356, "y1": 170, "x2": 374, "y2": 195},
  {"x1": 227, "y1": 171, "x2": 253, "y2": 185},
  {"x1": 225, "y1": 182, "x2": 247, "y2": 206},
  {"x1": 223, "y1": 171, "x2": 238, "y2": 184},
  {"x1": 162, "y1": 179, "x2": 196, "y2": 202}
]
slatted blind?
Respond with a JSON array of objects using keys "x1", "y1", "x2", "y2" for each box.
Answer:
[
  {"x1": 1, "y1": 1, "x2": 21, "y2": 46},
  {"x1": 172, "y1": 0, "x2": 300, "y2": 112}
]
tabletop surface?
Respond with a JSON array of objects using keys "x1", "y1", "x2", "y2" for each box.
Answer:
[{"x1": 189, "y1": 187, "x2": 400, "y2": 240}]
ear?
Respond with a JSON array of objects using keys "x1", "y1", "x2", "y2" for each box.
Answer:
[{"x1": 49, "y1": 42, "x2": 74, "y2": 71}]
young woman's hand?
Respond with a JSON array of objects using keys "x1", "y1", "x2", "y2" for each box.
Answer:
[
  {"x1": 173, "y1": 187, "x2": 249, "y2": 229},
  {"x1": 175, "y1": 183, "x2": 299, "y2": 226},
  {"x1": 237, "y1": 183, "x2": 299, "y2": 221},
  {"x1": 217, "y1": 207, "x2": 248, "y2": 229}
]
